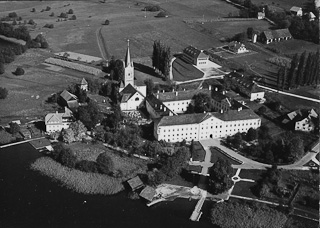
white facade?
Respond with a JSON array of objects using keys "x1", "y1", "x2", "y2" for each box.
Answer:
[
  {"x1": 295, "y1": 118, "x2": 314, "y2": 132},
  {"x1": 120, "y1": 92, "x2": 144, "y2": 111},
  {"x1": 46, "y1": 122, "x2": 70, "y2": 133},
  {"x1": 155, "y1": 113, "x2": 261, "y2": 142},
  {"x1": 250, "y1": 91, "x2": 265, "y2": 101},
  {"x1": 45, "y1": 112, "x2": 71, "y2": 133},
  {"x1": 163, "y1": 99, "x2": 192, "y2": 114}
]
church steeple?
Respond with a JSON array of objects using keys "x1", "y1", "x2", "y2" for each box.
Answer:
[{"x1": 125, "y1": 39, "x2": 131, "y2": 67}]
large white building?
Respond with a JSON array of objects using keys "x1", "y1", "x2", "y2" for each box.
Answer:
[
  {"x1": 182, "y1": 46, "x2": 209, "y2": 67},
  {"x1": 120, "y1": 84, "x2": 145, "y2": 111},
  {"x1": 154, "y1": 109, "x2": 261, "y2": 142},
  {"x1": 45, "y1": 107, "x2": 73, "y2": 133}
]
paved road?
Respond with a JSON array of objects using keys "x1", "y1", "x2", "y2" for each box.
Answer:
[{"x1": 0, "y1": 137, "x2": 45, "y2": 149}]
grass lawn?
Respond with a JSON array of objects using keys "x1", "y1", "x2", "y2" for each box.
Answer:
[
  {"x1": 238, "y1": 169, "x2": 265, "y2": 181},
  {"x1": 284, "y1": 215, "x2": 319, "y2": 228},
  {"x1": 250, "y1": 0, "x2": 304, "y2": 11},
  {"x1": 231, "y1": 181, "x2": 258, "y2": 199},
  {"x1": 172, "y1": 57, "x2": 204, "y2": 81},
  {"x1": 67, "y1": 142, "x2": 148, "y2": 179}
]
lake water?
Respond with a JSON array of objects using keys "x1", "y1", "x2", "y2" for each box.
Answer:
[{"x1": 0, "y1": 143, "x2": 218, "y2": 228}]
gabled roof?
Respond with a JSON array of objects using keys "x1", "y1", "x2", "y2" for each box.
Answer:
[
  {"x1": 120, "y1": 84, "x2": 143, "y2": 103},
  {"x1": 290, "y1": 6, "x2": 302, "y2": 12},
  {"x1": 146, "y1": 94, "x2": 173, "y2": 117},
  {"x1": 127, "y1": 176, "x2": 144, "y2": 191},
  {"x1": 157, "y1": 113, "x2": 211, "y2": 127},
  {"x1": 45, "y1": 112, "x2": 63, "y2": 125},
  {"x1": 139, "y1": 186, "x2": 156, "y2": 202},
  {"x1": 183, "y1": 46, "x2": 208, "y2": 59},
  {"x1": 262, "y1": 29, "x2": 292, "y2": 40},
  {"x1": 81, "y1": 78, "x2": 88, "y2": 85},
  {"x1": 226, "y1": 72, "x2": 264, "y2": 93},
  {"x1": 156, "y1": 89, "x2": 211, "y2": 102},
  {"x1": 60, "y1": 90, "x2": 78, "y2": 102}
]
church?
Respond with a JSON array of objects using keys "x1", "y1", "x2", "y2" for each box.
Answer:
[{"x1": 119, "y1": 40, "x2": 147, "y2": 111}]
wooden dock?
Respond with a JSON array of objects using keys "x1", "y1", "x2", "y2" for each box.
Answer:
[{"x1": 190, "y1": 190, "x2": 207, "y2": 222}]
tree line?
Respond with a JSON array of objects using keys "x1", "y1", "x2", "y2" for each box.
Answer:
[
  {"x1": 277, "y1": 49, "x2": 319, "y2": 90},
  {"x1": 151, "y1": 40, "x2": 171, "y2": 80}
]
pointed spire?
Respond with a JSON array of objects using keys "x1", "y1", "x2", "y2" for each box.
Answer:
[{"x1": 125, "y1": 39, "x2": 131, "y2": 67}]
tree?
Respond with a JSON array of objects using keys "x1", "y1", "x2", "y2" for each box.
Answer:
[
  {"x1": 12, "y1": 20, "x2": 17, "y2": 26},
  {"x1": 0, "y1": 87, "x2": 8, "y2": 99},
  {"x1": 78, "y1": 100, "x2": 103, "y2": 129},
  {"x1": 258, "y1": 125, "x2": 270, "y2": 139},
  {"x1": 111, "y1": 59, "x2": 124, "y2": 82},
  {"x1": 208, "y1": 158, "x2": 233, "y2": 194},
  {"x1": 232, "y1": 132, "x2": 242, "y2": 149},
  {"x1": 192, "y1": 93, "x2": 213, "y2": 113},
  {"x1": 61, "y1": 128, "x2": 75, "y2": 144},
  {"x1": 45, "y1": 6, "x2": 51, "y2": 11},
  {"x1": 8, "y1": 12, "x2": 18, "y2": 18},
  {"x1": 104, "y1": 19, "x2": 110, "y2": 25},
  {"x1": 76, "y1": 160, "x2": 98, "y2": 173},
  {"x1": 49, "y1": 12, "x2": 54, "y2": 17},
  {"x1": 31, "y1": 8, "x2": 36, "y2": 12},
  {"x1": 59, "y1": 148, "x2": 77, "y2": 168},
  {"x1": 68, "y1": 9, "x2": 74, "y2": 14},
  {"x1": 41, "y1": 41, "x2": 49, "y2": 48},
  {"x1": 277, "y1": 66, "x2": 286, "y2": 89},
  {"x1": 246, "y1": 128, "x2": 258, "y2": 141},
  {"x1": 69, "y1": 120, "x2": 87, "y2": 141},
  {"x1": 151, "y1": 40, "x2": 171, "y2": 79},
  {"x1": 28, "y1": 19, "x2": 35, "y2": 25},
  {"x1": 0, "y1": 129, "x2": 15, "y2": 145},
  {"x1": 59, "y1": 12, "x2": 68, "y2": 18},
  {"x1": 0, "y1": 62, "x2": 4, "y2": 74},
  {"x1": 96, "y1": 152, "x2": 114, "y2": 174},
  {"x1": 304, "y1": 52, "x2": 313, "y2": 85},
  {"x1": 287, "y1": 54, "x2": 299, "y2": 88},
  {"x1": 14, "y1": 67, "x2": 25, "y2": 76},
  {"x1": 9, "y1": 122, "x2": 20, "y2": 135},
  {"x1": 144, "y1": 78, "x2": 154, "y2": 95},
  {"x1": 70, "y1": 15, "x2": 76, "y2": 20},
  {"x1": 288, "y1": 136, "x2": 304, "y2": 161},
  {"x1": 247, "y1": 27, "x2": 253, "y2": 38},
  {"x1": 295, "y1": 51, "x2": 306, "y2": 86},
  {"x1": 257, "y1": 106, "x2": 267, "y2": 115}
]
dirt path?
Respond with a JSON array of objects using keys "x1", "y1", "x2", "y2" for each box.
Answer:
[{"x1": 96, "y1": 26, "x2": 110, "y2": 60}]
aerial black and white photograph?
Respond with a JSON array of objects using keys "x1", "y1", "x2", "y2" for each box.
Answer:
[{"x1": 0, "y1": 0, "x2": 319, "y2": 227}]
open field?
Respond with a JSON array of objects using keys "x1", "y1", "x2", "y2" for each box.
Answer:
[
  {"x1": 231, "y1": 181, "x2": 257, "y2": 198},
  {"x1": 250, "y1": 0, "x2": 307, "y2": 11}
]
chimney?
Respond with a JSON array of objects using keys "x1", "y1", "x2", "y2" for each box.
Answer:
[
  {"x1": 209, "y1": 85, "x2": 212, "y2": 90},
  {"x1": 183, "y1": 88, "x2": 186, "y2": 91},
  {"x1": 215, "y1": 87, "x2": 218, "y2": 91},
  {"x1": 172, "y1": 88, "x2": 175, "y2": 92},
  {"x1": 175, "y1": 91, "x2": 178, "y2": 96},
  {"x1": 162, "y1": 90, "x2": 165, "y2": 93},
  {"x1": 220, "y1": 109, "x2": 223, "y2": 113},
  {"x1": 204, "y1": 111, "x2": 206, "y2": 113},
  {"x1": 157, "y1": 90, "x2": 160, "y2": 93},
  {"x1": 156, "y1": 94, "x2": 159, "y2": 99},
  {"x1": 238, "y1": 107, "x2": 242, "y2": 112},
  {"x1": 160, "y1": 105, "x2": 162, "y2": 109},
  {"x1": 222, "y1": 91, "x2": 226, "y2": 95},
  {"x1": 164, "y1": 107, "x2": 166, "y2": 111}
]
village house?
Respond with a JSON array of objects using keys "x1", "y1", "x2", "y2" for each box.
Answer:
[
  {"x1": 154, "y1": 109, "x2": 261, "y2": 142},
  {"x1": 257, "y1": 11, "x2": 265, "y2": 19},
  {"x1": 224, "y1": 72, "x2": 265, "y2": 101},
  {"x1": 45, "y1": 107, "x2": 73, "y2": 133},
  {"x1": 261, "y1": 29, "x2": 293, "y2": 44},
  {"x1": 182, "y1": 46, "x2": 209, "y2": 67},
  {"x1": 290, "y1": 6, "x2": 303, "y2": 16},
  {"x1": 60, "y1": 89, "x2": 79, "y2": 109},
  {"x1": 282, "y1": 109, "x2": 318, "y2": 132},
  {"x1": 228, "y1": 41, "x2": 247, "y2": 54}
]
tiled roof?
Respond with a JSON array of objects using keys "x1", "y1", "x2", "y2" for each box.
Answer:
[
  {"x1": 81, "y1": 78, "x2": 88, "y2": 85},
  {"x1": 127, "y1": 176, "x2": 144, "y2": 191},
  {"x1": 226, "y1": 72, "x2": 264, "y2": 93},
  {"x1": 158, "y1": 113, "x2": 211, "y2": 126},
  {"x1": 139, "y1": 186, "x2": 156, "y2": 202},
  {"x1": 212, "y1": 109, "x2": 260, "y2": 121},
  {"x1": 156, "y1": 89, "x2": 211, "y2": 102},
  {"x1": 263, "y1": 29, "x2": 292, "y2": 40},
  {"x1": 146, "y1": 94, "x2": 172, "y2": 116},
  {"x1": 60, "y1": 90, "x2": 77, "y2": 102},
  {"x1": 183, "y1": 46, "x2": 208, "y2": 59},
  {"x1": 212, "y1": 91, "x2": 230, "y2": 102},
  {"x1": 120, "y1": 84, "x2": 141, "y2": 103},
  {"x1": 45, "y1": 113, "x2": 63, "y2": 125},
  {"x1": 290, "y1": 6, "x2": 302, "y2": 12}
]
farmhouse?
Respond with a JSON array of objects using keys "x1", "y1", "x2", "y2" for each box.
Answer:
[
  {"x1": 60, "y1": 90, "x2": 79, "y2": 109},
  {"x1": 154, "y1": 110, "x2": 261, "y2": 142},
  {"x1": 261, "y1": 29, "x2": 292, "y2": 44},
  {"x1": 224, "y1": 72, "x2": 265, "y2": 101},
  {"x1": 290, "y1": 6, "x2": 303, "y2": 16},
  {"x1": 228, "y1": 41, "x2": 247, "y2": 54},
  {"x1": 283, "y1": 109, "x2": 318, "y2": 132},
  {"x1": 182, "y1": 46, "x2": 209, "y2": 67},
  {"x1": 45, "y1": 107, "x2": 73, "y2": 133}
]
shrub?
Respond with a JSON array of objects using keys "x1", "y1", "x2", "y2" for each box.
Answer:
[
  {"x1": 257, "y1": 106, "x2": 267, "y2": 115},
  {"x1": 0, "y1": 63, "x2": 5, "y2": 74},
  {"x1": 59, "y1": 148, "x2": 77, "y2": 168},
  {"x1": 13, "y1": 67, "x2": 25, "y2": 76},
  {"x1": 76, "y1": 160, "x2": 99, "y2": 173},
  {"x1": 104, "y1": 19, "x2": 109, "y2": 25},
  {"x1": 27, "y1": 40, "x2": 41, "y2": 48},
  {"x1": 59, "y1": 12, "x2": 68, "y2": 18},
  {"x1": 28, "y1": 19, "x2": 35, "y2": 25},
  {"x1": 12, "y1": 20, "x2": 17, "y2": 25},
  {"x1": 143, "y1": 5, "x2": 160, "y2": 12},
  {"x1": 0, "y1": 129, "x2": 15, "y2": 144},
  {"x1": 96, "y1": 152, "x2": 114, "y2": 174},
  {"x1": 156, "y1": 11, "x2": 168, "y2": 18},
  {"x1": 8, "y1": 12, "x2": 18, "y2": 18},
  {"x1": 34, "y1": 34, "x2": 46, "y2": 43},
  {"x1": 0, "y1": 87, "x2": 8, "y2": 99},
  {"x1": 31, "y1": 8, "x2": 36, "y2": 12},
  {"x1": 49, "y1": 12, "x2": 54, "y2": 17},
  {"x1": 44, "y1": 23, "x2": 54, "y2": 28},
  {"x1": 68, "y1": 9, "x2": 74, "y2": 14},
  {"x1": 9, "y1": 122, "x2": 20, "y2": 134},
  {"x1": 45, "y1": 6, "x2": 51, "y2": 11},
  {"x1": 70, "y1": 15, "x2": 76, "y2": 20},
  {"x1": 41, "y1": 41, "x2": 49, "y2": 48}
]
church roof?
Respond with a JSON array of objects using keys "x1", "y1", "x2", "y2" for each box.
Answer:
[
  {"x1": 120, "y1": 84, "x2": 142, "y2": 103},
  {"x1": 125, "y1": 39, "x2": 132, "y2": 67},
  {"x1": 81, "y1": 78, "x2": 88, "y2": 85}
]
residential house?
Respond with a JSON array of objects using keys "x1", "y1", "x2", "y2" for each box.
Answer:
[
  {"x1": 290, "y1": 6, "x2": 303, "y2": 16},
  {"x1": 261, "y1": 29, "x2": 292, "y2": 44},
  {"x1": 307, "y1": 12, "x2": 316, "y2": 21},
  {"x1": 60, "y1": 89, "x2": 79, "y2": 109},
  {"x1": 154, "y1": 109, "x2": 261, "y2": 142},
  {"x1": 228, "y1": 41, "x2": 247, "y2": 54},
  {"x1": 80, "y1": 78, "x2": 88, "y2": 91},
  {"x1": 182, "y1": 46, "x2": 209, "y2": 67},
  {"x1": 225, "y1": 72, "x2": 265, "y2": 101},
  {"x1": 120, "y1": 84, "x2": 145, "y2": 111},
  {"x1": 283, "y1": 109, "x2": 318, "y2": 132},
  {"x1": 45, "y1": 107, "x2": 73, "y2": 133}
]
